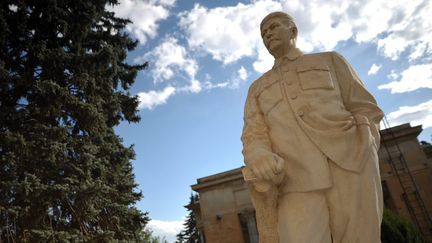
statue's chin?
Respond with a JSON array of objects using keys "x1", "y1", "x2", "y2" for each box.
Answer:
[
  {"x1": 267, "y1": 45, "x2": 287, "y2": 59},
  {"x1": 266, "y1": 47, "x2": 278, "y2": 57}
]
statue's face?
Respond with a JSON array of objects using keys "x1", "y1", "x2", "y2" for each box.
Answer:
[{"x1": 261, "y1": 17, "x2": 296, "y2": 58}]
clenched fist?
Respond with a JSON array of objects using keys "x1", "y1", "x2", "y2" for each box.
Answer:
[{"x1": 250, "y1": 153, "x2": 285, "y2": 185}]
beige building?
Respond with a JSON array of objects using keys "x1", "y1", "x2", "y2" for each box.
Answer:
[{"x1": 191, "y1": 123, "x2": 432, "y2": 243}]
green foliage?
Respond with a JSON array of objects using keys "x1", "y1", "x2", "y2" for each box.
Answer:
[
  {"x1": 176, "y1": 194, "x2": 200, "y2": 243},
  {"x1": 381, "y1": 208, "x2": 425, "y2": 243},
  {"x1": 0, "y1": 0, "x2": 148, "y2": 242},
  {"x1": 420, "y1": 140, "x2": 431, "y2": 146},
  {"x1": 140, "y1": 228, "x2": 169, "y2": 243}
]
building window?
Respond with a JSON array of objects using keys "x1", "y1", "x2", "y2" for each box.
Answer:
[{"x1": 238, "y1": 211, "x2": 258, "y2": 243}]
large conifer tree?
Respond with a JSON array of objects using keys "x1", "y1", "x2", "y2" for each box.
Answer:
[
  {"x1": 176, "y1": 194, "x2": 200, "y2": 243},
  {"x1": 0, "y1": 0, "x2": 148, "y2": 241}
]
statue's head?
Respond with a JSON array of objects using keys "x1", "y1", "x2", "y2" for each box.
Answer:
[{"x1": 260, "y1": 12, "x2": 298, "y2": 58}]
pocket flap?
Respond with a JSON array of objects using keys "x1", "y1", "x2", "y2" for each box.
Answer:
[{"x1": 297, "y1": 64, "x2": 330, "y2": 73}]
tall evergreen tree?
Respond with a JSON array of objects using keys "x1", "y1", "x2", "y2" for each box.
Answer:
[
  {"x1": 0, "y1": 0, "x2": 149, "y2": 241},
  {"x1": 140, "y1": 228, "x2": 169, "y2": 243},
  {"x1": 176, "y1": 194, "x2": 200, "y2": 243}
]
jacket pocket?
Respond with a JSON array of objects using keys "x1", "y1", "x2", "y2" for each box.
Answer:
[{"x1": 297, "y1": 64, "x2": 334, "y2": 90}]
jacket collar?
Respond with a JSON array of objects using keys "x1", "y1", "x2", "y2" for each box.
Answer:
[{"x1": 273, "y1": 47, "x2": 303, "y2": 69}]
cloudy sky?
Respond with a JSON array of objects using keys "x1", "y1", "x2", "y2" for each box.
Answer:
[{"x1": 110, "y1": 0, "x2": 432, "y2": 241}]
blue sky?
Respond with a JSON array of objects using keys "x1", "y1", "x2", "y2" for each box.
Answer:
[{"x1": 110, "y1": 0, "x2": 432, "y2": 241}]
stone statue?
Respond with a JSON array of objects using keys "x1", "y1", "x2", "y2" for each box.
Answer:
[{"x1": 241, "y1": 11, "x2": 384, "y2": 243}]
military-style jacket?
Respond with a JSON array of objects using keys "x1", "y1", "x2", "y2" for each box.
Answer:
[{"x1": 242, "y1": 49, "x2": 383, "y2": 192}]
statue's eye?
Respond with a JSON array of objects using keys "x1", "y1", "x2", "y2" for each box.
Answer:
[{"x1": 262, "y1": 22, "x2": 279, "y2": 37}]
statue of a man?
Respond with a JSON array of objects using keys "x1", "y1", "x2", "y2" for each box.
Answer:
[{"x1": 242, "y1": 11, "x2": 383, "y2": 243}]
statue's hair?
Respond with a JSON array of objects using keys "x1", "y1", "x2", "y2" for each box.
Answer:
[{"x1": 260, "y1": 12, "x2": 297, "y2": 41}]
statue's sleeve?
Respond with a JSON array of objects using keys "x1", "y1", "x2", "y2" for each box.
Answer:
[
  {"x1": 242, "y1": 82, "x2": 280, "y2": 243},
  {"x1": 241, "y1": 82, "x2": 273, "y2": 166},
  {"x1": 331, "y1": 52, "x2": 384, "y2": 147}
]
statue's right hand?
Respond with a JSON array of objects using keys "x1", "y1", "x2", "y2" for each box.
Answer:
[{"x1": 250, "y1": 154, "x2": 284, "y2": 184}]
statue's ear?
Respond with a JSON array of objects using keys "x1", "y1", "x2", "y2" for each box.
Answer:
[{"x1": 291, "y1": 27, "x2": 298, "y2": 39}]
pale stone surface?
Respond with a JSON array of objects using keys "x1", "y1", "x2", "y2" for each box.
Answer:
[
  {"x1": 190, "y1": 124, "x2": 432, "y2": 242},
  {"x1": 241, "y1": 12, "x2": 384, "y2": 243}
]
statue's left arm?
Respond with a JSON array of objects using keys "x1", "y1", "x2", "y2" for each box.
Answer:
[{"x1": 331, "y1": 52, "x2": 384, "y2": 148}]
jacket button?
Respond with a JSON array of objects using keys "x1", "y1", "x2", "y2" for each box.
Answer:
[
  {"x1": 291, "y1": 94, "x2": 297, "y2": 99},
  {"x1": 298, "y1": 110, "x2": 304, "y2": 116}
]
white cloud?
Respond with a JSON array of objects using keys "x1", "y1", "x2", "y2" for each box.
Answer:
[
  {"x1": 368, "y1": 64, "x2": 382, "y2": 76},
  {"x1": 178, "y1": 2, "x2": 282, "y2": 65},
  {"x1": 131, "y1": 0, "x2": 432, "y2": 109},
  {"x1": 281, "y1": 0, "x2": 353, "y2": 51},
  {"x1": 375, "y1": 0, "x2": 432, "y2": 61},
  {"x1": 109, "y1": 0, "x2": 175, "y2": 44},
  {"x1": 158, "y1": 0, "x2": 176, "y2": 6},
  {"x1": 238, "y1": 66, "x2": 248, "y2": 81},
  {"x1": 137, "y1": 86, "x2": 176, "y2": 110},
  {"x1": 253, "y1": 46, "x2": 275, "y2": 73},
  {"x1": 283, "y1": 0, "x2": 432, "y2": 61},
  {"x1": 8, "y1": 4, "x2": 17, "y2": 12},
  {"x1": 177, "y1": 0, "x2": 354, "y2": 69},
  {"x1": 386, "y1": 100, "x2": 432, "y2": 129},
  {"x1": 177, "y1": 79, "x2": 202, "y2": 93},
  {"x1": 204, "y1": 66, "x2": 249, "y2": 90},
  {"x1": 135, "y1": 37, "x2": 252, "y2": 108},
  {"x1": 377, "y1": 35, "x2": 410, "y2": 61},
  {"x1": 378, "y1": 63, "x2": 432, "y2": 93},
  {"x1": 226, "y1": 66, "x2": 249, "y2": 88},
  {"x1": 178, "y1": 0, "x2": 432, "y2": 71},
  {"x1": 147, "y1": 219, "x2": 184, "y2": 243},
  {"x1": 226, "y1": 66, "x2": 249, "y2": 89},
  {"x1": 134, "y1": 37, "x2": 203, "y2": 108},
  {"x1": 386, "y1": 70, "x2": 400, "y2": 80},
  {"x1": 138, "y1": 37, "x2": 203, "y2": 95},
  {"x1": 138, "y1": 37, "x2": 198, "y2": 84}
]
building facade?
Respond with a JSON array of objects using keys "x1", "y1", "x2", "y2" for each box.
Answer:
[{"x1": 191, "y1": 124, "x2": 432, "y2": 242}]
